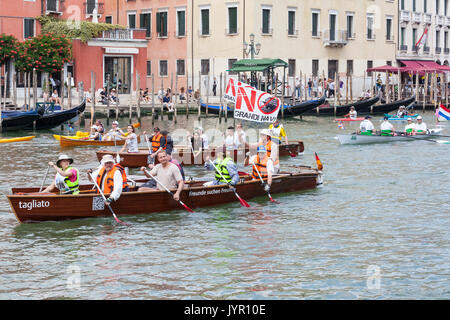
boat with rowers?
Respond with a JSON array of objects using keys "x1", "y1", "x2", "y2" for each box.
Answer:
[
  {"x1": 58, "y1": 135, "x2": 141, "y2": 147},
  {"x1": 336, "y1": 128, "x2": 443, "y2": 145},
  {"x1": 96, "y1": 141, "x2": 305, "y2": 167},
  {"x1": 7, "y1": 166, "x2": 322, "y2": 223}
]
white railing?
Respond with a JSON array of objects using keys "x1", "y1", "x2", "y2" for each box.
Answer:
[
  {"x1": 412, "y1": 12, "x2": 422, "y2": 23},
  {"x1": 102, "y1": 29, "x2": 134, "y2": 40},
  {"x1": 436, "y1": 15, "x2": 445, "y2": 25},
  {"x1": 400, "y1": 10, "x2": 411, "y2": 22},
  {"x1": 424, "y1": 13, "x2": 432, "y2": 24}
]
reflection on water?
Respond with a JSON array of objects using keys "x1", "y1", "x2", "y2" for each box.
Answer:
[{"x1": 0, "y1": 112, "x2": 449, "y2": 299}]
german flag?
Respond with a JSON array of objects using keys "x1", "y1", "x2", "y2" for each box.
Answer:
[{"x1": 315, "y1": 153, "x2": 323, "y2": 171}]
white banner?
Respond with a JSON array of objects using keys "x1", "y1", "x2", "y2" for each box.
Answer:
[{"x1": 223, "y1": 79, "x2": 281, "y2": 122}]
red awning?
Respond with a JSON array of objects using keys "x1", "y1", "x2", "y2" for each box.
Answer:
[
  {"x1": 366, "y1": 65, "x2": 400, "y2": 73},
  {"x1": 419, "y1": 60, "x2": 450, "y2": 72},
  {"x1": 399, "y1": 60, "x2": 449, "y2": 73}
]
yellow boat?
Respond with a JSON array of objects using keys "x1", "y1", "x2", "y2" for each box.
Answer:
[
  {"x1": 53, "y1": 122, "x2": 140, "y2": 141},
  {"x1": 0, "y1": 136, "x2": 36, "y2": 144}
]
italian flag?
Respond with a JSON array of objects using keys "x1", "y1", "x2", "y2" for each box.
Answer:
[{"x1": 415, "y1": 27, "x2": 428, "y2": 48}]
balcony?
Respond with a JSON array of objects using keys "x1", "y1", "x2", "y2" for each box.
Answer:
[
  {"x1": 84, "y1": 2, "x2": 104, "y2": 16},
  {"x1": 45, "y1": 0, "x2": 63, "y2": 15},
  {"x1": 386, "y1": 34, "x2": 395, "y2": 42},
  {"x1": 436, "y1": 15, "x2": 445, "y2": 26},
  {"x1": 445, "y1": 48, "x2": 450, "y2": 54},
  {"x1": 413, "y1": 45, "x2": 419, "y2": 53},
  {"x1": 102, "y1": 29, "x2": 134, "y2": 40},
  {"x1": 400, "y1": 10, "x2": 411, "y2": 23},
  {"x1": 323, "y1": 30, "x2": 348, "y2": 47},
  {"x1": 436, "y1": 47, "x2": 442, "y2": 54},
  {"x1": 412, "y1": 12, "x2": 422, "y2": 24},
  {"x1": 424, "y1": 13, "x2": 432, "y2": 25},
  {"x1": 423, "y1": 46, "x2": 430, "y2": 54},
  {"x1": 399, "y1": 44, "x2": 408, "y2": 51},
  {"x1": 446, "y1": 17, "x2": 450, "y2": 27}
]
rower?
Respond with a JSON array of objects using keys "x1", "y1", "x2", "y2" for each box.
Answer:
[
  {"x1": 41, "y1": 154, "x2": 80, "y2": 195},
  {"x1": 119, "y1": 124, "x2": 139, "y2": 153},
  {"x1": 247, "y1": 145, "x2": 273, "y2": 193},
  {"x1": 415, "y1": 116, "x2": 427, "y2": 135},
  {"x1": 143, "y1": 127, "x2": 163, "y2": 161},
  {"x1": 161, "y1": 130, "x2": 173, "y2": 155},
  {"x1": 138, "y1": 151, "x2": 184, "y2": 202},
  {"x1": 404, "y1": 118, "x2": 416, "y2": 136},
  {"x1": 359, "y1": 116, "x2": 375, "y2": 135},
  {"x1": 258, "y1": 129, "x2": 279, "y2": 173},
  {"x1": 380, "y1": 116, "x2": 395, "y2": 136},
  {"x1": 224, "y1": 126, "x2": 236, "y2": 150},
  {"x1": 88, "y1": 154, "x2": 126, "y2": 206},
  {"x1": 204, "y1": 151, "x2": 239, "y2": 187},
  {"x1": 95, "y1": 120, "x2": 105, "y2": 134},
  {"x1": 345, "y1": 106, "x2": 357, "y2": 119},
  {"x1": 269, "y1": 119, "x2": 288, "y2": 145},
  {"x1": 234, "y1": 123, "x2": 247, "y2": 148},
  {"x1": 396, "y1": 105, "x2": 408, "y2": 118},
  {"x1": 89, "y1": 126, "x2": 102, "y2": 141},
  {"x1": 104, "y1": 120, "x2": 125, "y2": 141}
]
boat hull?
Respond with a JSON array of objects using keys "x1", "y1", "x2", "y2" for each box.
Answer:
[
  {"x1": 0, "y1": 136, "x2": 35, "y2": 144},
  {"x1": 1, "y1": 110, "x2": 41, "y2": 131},
  {"x1": 7, "y1": 169, "x2": 320, "y2": 223},
  {"x1": 59, "y1": 135, "x2": 140, "y2": 147},
  {"x1": 27, "y1": 100, "x2": 86, "y2": 130},
  {"x1": 96, "y1": 141, "x2": 305, "y2": 167},
  {"x1": 337, "y1": 129, "x2": 442, "y2": 145}
]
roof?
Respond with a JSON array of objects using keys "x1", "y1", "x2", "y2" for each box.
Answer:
[{"x1": 228, "y1": 58, "x2": 288, "y2": 72}]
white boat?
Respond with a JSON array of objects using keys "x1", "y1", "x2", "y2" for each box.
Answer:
[{"x1": 337, "y1": 128, "x2": 443, "y2": 145}]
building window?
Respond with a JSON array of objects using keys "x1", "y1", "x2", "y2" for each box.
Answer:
[
  {"x1": 386, "y1": 17, "x2": 393, "y2": 41},
  {"x1": 312, "y1": 11, "x2": 320, "y2": 37},
  {"x1": 367, "y1": 61, "x2": 373, "y2": 76},
  {"x1": 436, "y1": 0, "x2": 440, "y2": 14},
  {"x1": 128, "y1": 12, "x2": 136, "y2": 29},
  {"x1": 176, "y1": 59, "x2": 185, "y2": 76},
  {"x1": 347, "y1": 14, "x2": 354, "y2": 39},
  {"x1": 201, "y1": 8, "x2": 210, "y2": 35},
  {"x1": 386, "y1": 61, "x2": 392, "y2": 66},
  {"x1": 329, "y1": 13, "x2": 337, "y2": 41},
  {"x1": 228, "y1": 7, "x2": 238, "y2": 34},
  {"x1": 177, "y1": 10, "x2": 186, "y2": 37},
  {"x1": 445, "y1": 0, "x2": 449, "y2": 15},
  {"x1": 401, "y1": 27, "x2": 406, "y2": 46},
  {"x1": 436, "y1": 30, "x2": 441, "y2": 48},
  {"x1": 412, "y1": 28, "x2": 417, "y2": 49},
  {"x1": 156, "y1": 11, "x2": 168, "y2": 37},
  {"x1": 367, "y1": 14, "x2": 374, "y2": 40},
  {"x1": 312, "y1": 59, "x2": 319, "y2": 77},
  {"x1": 159, "y1": 60, "x2": 168, "y2": 77},
  {"x1": 262, "y1": 7, "x2": 271, "y2": 34},
  {"x1": 146, "y1": 61, "x2": 151, "y2": 76},
  {"x1": 24, "y1": 18, "x2": 35, "y2": 39},
  {"x1": 288, "y1": 10, "x2": 296, "y2": 36},
  {"x1": 445, "y1": 31, "x2": 448, "y2": 49},
  {"x1": 424, "y1": 0, "x2": 428, "y2": 13},
  {"x1": 201, "y1": 59, "x2": 210, "y2": 75},
  {"x1": 105, "y1": 16, "x2": 112, "y2": 24},
  {"x1": 228, "y1": 59, "x2": 238, "y2": 75},
  {"x1": 288, "y1": 59, "x2": 296, "y2": 77},
  {"x1": 413, "y1": 0, "x2": 417, "y2": 12},
  {"x1": 46, "y1": 0, "x2": 59, "y2": 12},
  {"x1": 140, "y1": 12, "x2": 151, "y2": 38},
  {"x1": 347, "y1": 60, "x2": 353, "y2": 76}
]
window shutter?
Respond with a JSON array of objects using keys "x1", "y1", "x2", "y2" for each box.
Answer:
[
  {"x1": 202, "y1": 9, "x2": 209, "y2": 35},
  {"x1": 229, "y1": 8, "x2": 237, "y2": 33},
  {"x1": 162, "y1": 12, "x2": 168, "y2": 36},
  {"x1": 178, "y1": 11, "x2": 185, "y2": 36},
  {"x1": 156, "y1": 12, "x2": 161, "y2": 34}
]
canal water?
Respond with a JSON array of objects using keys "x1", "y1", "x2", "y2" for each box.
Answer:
[{"x1": 0, "y1": 112, "x2": 449, "y2": 299}]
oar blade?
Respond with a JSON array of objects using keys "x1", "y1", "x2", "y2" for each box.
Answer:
[
  {"x1": 236, "y1": 194, "x2": 251, "y2": 207},
  {"x1": 180, "y1": 201, "x2": 195, "y2": 213}
]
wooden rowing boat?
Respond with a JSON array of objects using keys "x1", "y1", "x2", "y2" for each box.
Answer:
[
  {"x1": 337, "y1": 128, "x2": 442, "y2": 145},
  {"x1": 0, "y1": 136, "x2": 35, "y2": 144},
  {"x1": 59, "y1": 135, "x2": 141, "y2": 147},
  {"x1": 96, "y1": 141, "x2": 305, "y2": 167},
  {"x1": 53, "y1": 131, "x2": 90, "y2": 141},
  {"x1": 335, "y1": 118, "x2": 365, "y2": 122},
  {"x1": 7, "y1": 167, "x2": 321, "y2": 223}
]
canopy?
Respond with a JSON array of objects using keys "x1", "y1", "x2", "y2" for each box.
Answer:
[
  {"x1": 366, "y1": 65, "x2": 400, "y2": 73},
  {"x1": 228, "y1": 58, "x2": 288, "y2": 72},
  {"x1": 368, "y1": 60, "x2": 450, "y2": 75}
]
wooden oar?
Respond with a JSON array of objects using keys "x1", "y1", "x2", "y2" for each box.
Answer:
[
  {"x1": 143, "y1": 169, "x2": 194, "y2": 213},
  {"x1": 39, "y1": 165, "x2": 51, "y2": 192},
  {"x1": 144, "y1": 134, "x2": 154, "y2": 163},
  {"x1": 393, "y1": 132, "x2": 450, "y2": 144},
  {"x1": 209, "y1": 160, "x2": 251, "y2": 208},
  {"x1": 88, "y1": 172, "x2": 129, "y2": 226},
  {"x1": 249, "y1": 157, "x2": 278, "y2": 203}
]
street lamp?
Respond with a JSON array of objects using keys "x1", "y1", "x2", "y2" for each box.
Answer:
[{"x1": 243, "y1": 33, "x2": 261, "y2": 59}]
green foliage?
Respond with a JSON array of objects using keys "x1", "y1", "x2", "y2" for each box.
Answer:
[
  {"x1": 37, "y1": 15, "x2": 126, "y2": 43},
  {"x1": 0, "y1": 34, "x2": 20, "y2": 65},
  {"x1": 14, "y1": 33, "x2": 72, "y2": 73}
]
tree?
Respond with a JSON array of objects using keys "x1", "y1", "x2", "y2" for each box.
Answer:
[{"x1": 0, "y1": 34, "x2": 20, "y2": 66}]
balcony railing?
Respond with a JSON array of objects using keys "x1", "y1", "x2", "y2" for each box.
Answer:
[
  {"x1": 323, "y1": 29, "x2": 348, "y2": 47},
  {"x1": 84, "y1": 2, "x2": 104, "y2": 15},
  {"x1": 446, "y1": 16, "x2": 450, "y2": 27},
  {"x1": 413, "y1": 45, "x2": 419, "y2": 53},
  {"x1": 400, "y1": 10, "x2": 411, "y2": 22},
  {"x1": 435, "y1": 15, "x2": 445, "y2": 25},
  {"x1": 444, "y1": 48, "x2": 450, "y2": 54},
  {"x1": 436, "y1": 47, "x2": 442, "y2": 54},
  {"x1": 424, "y1": 13, "x2": 432, "y2": 24},
  {"x1": 423, "y1": 46, "x2": 430, "y2": 54},
  {"x1": 102, "y1": 29, "x2": 133, "y2": 40},
  {"x1": 412, "y1": 12, "x2": 422, "y2": 23},
  {"x1": 399, "y1": 44, "x2": 408, "y2": 51}
]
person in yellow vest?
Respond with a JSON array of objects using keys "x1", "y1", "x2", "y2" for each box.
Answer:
[
  {"x1": 258, "y1": 129, "x2": 280, "y2": 173},
  {"x1": 204, "y1": 151, "x2": 239, "y2": 187},
  {"x1": 88, "y1": 154, "x2": 124, "y2": 206},
  {"x1": 245, "y1": 145, "x2": 273, "y2": 193},
  {"x1": 41, "y1": 154, "x2": 80, "y2": 195},
  {"x1": 269, "y1": 119, "x2": 288, "y2": 145}
]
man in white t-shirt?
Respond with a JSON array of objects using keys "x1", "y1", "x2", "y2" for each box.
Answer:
[
  {"x1": 415, "y1": 116, "x2": 427, "y2": 134},
  {"x1": 234, "y1": 123, "x2": 247, "y2": 148},
  {"x1": 404, "y1": 118, "x2": 416, "y2": 135},
  {"x1": 380, "y1": 116, "x2": 395, "y2": 136},
  {"x1": 359, "y1": 116, "x2": 375, "y2": 135}
]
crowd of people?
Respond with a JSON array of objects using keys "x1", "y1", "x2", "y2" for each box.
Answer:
[{"x1": 358, "y1": 114, "x2": 428, "y2": 136}]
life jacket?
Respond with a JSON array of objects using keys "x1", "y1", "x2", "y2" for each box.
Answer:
[
  {"x1": 114, "y1": 163, "x2": 129, "y2": 190},
  {"x1": 96, "y1": 166, "x2": 121, "y2": 194},
  {"x1": 151, "y1": 133, "x2": 162, "y2": 152},
  {"x1": 259, "y1": 140, "x2": 279, "y2": 166},
  {"x1": 57, "y1": 166, "x2": 79, "y2": 195},
  {"x1": 252, "y1": 155, "x2": 269, "y2": 180},
  {"x1": 215, "y1": 157, "x2": 232, "y2": 183}
]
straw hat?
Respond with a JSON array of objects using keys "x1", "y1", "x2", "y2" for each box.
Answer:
[
  {"x1": 56, "y1": 154, "x2": 73, "y2": 168},
  {"x1": 101, "y1": 154, "x2": 115, "y2": 165}
]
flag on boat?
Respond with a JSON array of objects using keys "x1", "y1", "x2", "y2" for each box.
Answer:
[
  {"x1": 315, "y1": 153, "x2": 323, "y2": 171},
  {"x1": 337, "y1": 121, "x2": 345, "y2": 130},
  {"x1": 415, "y1": 27, "x2": 428, "y2": 49},
  {"x1": 223, "y1": 78, "x2": 281, "y2": 123},
  {"x1": 437, "y1": 104, "x2": 450, "y2": 121}
]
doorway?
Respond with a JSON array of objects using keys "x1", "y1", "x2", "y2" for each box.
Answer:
[
  {"x1": 104, "y1": 56, "x2": 132, "y2": 94},
  {"x1": 328, "y1": 60, "x2": 339, "y2": 80}
]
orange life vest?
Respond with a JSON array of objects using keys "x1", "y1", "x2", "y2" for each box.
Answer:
[
  {"x1": 258, "y1": 140, "x2": 279, "y2": 166},
  {"x1": 96, "y1": 166, "x2": 127, "y2": 194},
  {"x1": 151, "y1": 133, "x2": 162, "y2": 153},
  {"x1": 252, "y1": 155, "x2": 269, "y2": 180},
  {"x1": 114, "y1": 163, "x2": 129, "y2": 190}
]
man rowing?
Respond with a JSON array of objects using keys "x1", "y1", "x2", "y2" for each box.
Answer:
[
  {"x1": 269, "y1": 119, "x2": 288, "y2": 145},
  {"x1": 415, "y1": 116, "x2": 427, "y2": 135},
  {"x1": 358, "y1": 116, "x2": 375, "y2": 135},
  {"x1": 404, "y1": 118, "x2": 416, "y2": 135},
  {"x1": 88, "y1": 154, "x2": 128, "y2": 206},
  {"x1": 380, "y1": 116, "x2": 395, "y2": 136},
  {"x1": 245, "y1": 145, "x2": 273, "y2": 193},
  {"x1": 396, "y1": 106, "x2": 408, "y2": 118},
  {"x1": 143, "y1": 127, "x2": 164, "y2": 161},
  {"x1": 345, "y1": 106, "x2": 357, "y2": 119},
  {"x1": 138, "y1": 151, "x2": 184, "y2": 202},
  {"x1": 204, "y1": 151, "x2": 239, "y2": 186},
  {"x1": 41, "y1": 154, "x2": 80, "y2": 195},
  {"x1": 257, "y1": 129, "x2": 279, "y2": 173}
]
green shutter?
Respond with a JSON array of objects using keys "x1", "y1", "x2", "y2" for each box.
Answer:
[
  {"x1": 178, "y1": 11, "x2": 185, "y2": 36},
  {"x1": 162, "y1": 12, "x2": 167, "y2": 36},
  {"x1": 262, "y1": 9, "x2": 270, "y2": 34},
  {"x1": 156, "y1": 12, "x2": 161, "y2": 34},
  {"x1": 288, "y1": 11, "x2": 295, "y2": 35},
  {"x1": 202, "y1": 9, "x2": 209, "y2": 35},
  {"x1": 229, "y1": 7, "x2": 237, "y2": 34}
]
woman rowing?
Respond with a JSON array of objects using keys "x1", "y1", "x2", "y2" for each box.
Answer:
[
  {"x1": 41, "y1": 154, "x2": 80, "y2": 195},
  {"x1": 120, "y1": 125, "x2": 139, "y2": 153},
  {"x1": 104, "y1": 121, "x2": 125, "y2": 141}
]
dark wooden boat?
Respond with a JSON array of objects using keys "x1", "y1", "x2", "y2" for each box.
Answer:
[
  {"x1": 200, "y1": 103, "x2": 233, "y2": 115},
  {"x1": 1, "y1": 109, "x2": 42, "y2": 131},
  {"x1": 26, "y1": 100, "x2": 86, "y2": 130},
  {"x1": 7, "y1": 167, "x2": 321, "y2": 223},
  {"x1": 301, "y1": 95, "x2": 380, "y2": 116},
  {"x1": 96, "y1": 141, "x2": 305, "y2": 167},
  {"x1": 369, "y1": 95, "x2": 415, "y2": 114},
  {"x1": 282, "y1": 94, "x2": 327, "y2": 117}
]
